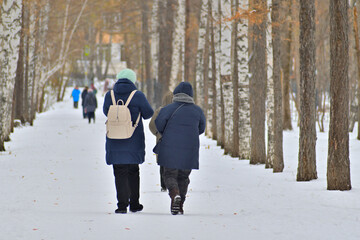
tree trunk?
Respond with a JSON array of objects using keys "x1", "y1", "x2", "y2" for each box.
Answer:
[
  {"x1": 0, "y1": 0, "x2": 22, "y2": 151},
  {"x1": 327, "y1": 0, "x2": 351, "y2": 191},
  {"x1": 158, "y1": 0, "x2": 177, "y2": 103},
  {"x1": 353, "y1": 4, "x2": 360, "y2": 140},
  {"x1": 249, "y1": 0, "x2": 267, "y2": 164},
  {"x1": 14, "y1": 2, "x2": 25, "y2": 124},
  {"x1": 185, "y1": 0, "x2": 202, "y2": 100},
  {"x1": 57, "y1": 64, "x2": 66, "y2": 102},
  {"x1": 218, "y1": 0, "x2": 226, "y2": 148},
  {"x1": 223, "y1": 80, "x2": 233, "y2": 155},
  {"x1": 271, "y1": 0, "x2": 284, "y2": 172},
  {"x1": 27, "y1": 0, "x2": 40, "y2": 126},
  {"x1": 210, "y1": 0, "x2": 217, "y2": 140},
  {"x1": 230, "y1": 0, "x2": 240, "y2": 157},
  {"x1": 0, "y1": 0, "x2": 23, "y2": 151},
  {"x1": 292, "y1": 0, "x2": 300, "y2": 124},
  {"x1": 141, "y1": 0, "x2": 153, "y2": 103},
  {"x1": 235, "y1": 1, "x2": 251, "y2": 159},
  {"x1": 203, "y1": 0, "x2": 211, "y2": 136},
  {"x1": 266, "y1": 0, "x2": 274, "y2": 168},
  {"x1": 281, "y1": 0, "x2": 293, "y2": 130},
  {"x1": 297, "y1": 0, "x2": 317, "y2": 181},
  {"x1": 103, "y1": 34, "x2": 112, "y2": 79}
]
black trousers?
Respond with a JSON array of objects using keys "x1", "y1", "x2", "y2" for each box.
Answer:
[
  {"x1": 160, "y1": 166, "x2": 166, "y2": 189},
  {"x1": 82, "y1": 106, "x2": 87, "y2": 118},
  {"x1": 87, "y1": 112, "x2": 95, "y2": 123},
  {"x1": 113, "y1": 164, "x2": 140, "y2": 209},
  {"x1": 163, "y1": 167, "x2": 191, "y2": 199},
  {"x1": 73, "y1": 101, "x2": 79, "y2": 108}
]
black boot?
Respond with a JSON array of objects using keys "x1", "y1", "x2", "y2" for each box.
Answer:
[
  {"x1": 115, "y1": 208, "x2": 127, "y2": 214},
  {"x1": 130, "y1": 203, "x2": 143, "y2": 213},
  {"x1": 169, "y1": 188, "x2": 181, "y2": 215}
]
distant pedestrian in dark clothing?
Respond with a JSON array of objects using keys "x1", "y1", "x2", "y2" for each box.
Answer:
[
  {"x1": 91, "y1": 83, "x2": 98, "y2": 95},
  {"x1": 71, "y1": 86, "x2": 81, "y2": 108},
  {"x1": 149, "y1": 91, "x2": 173, "y2": 192},
  {"x1": 103, "y1": 68, "x2": 154, "y2": 214},
  {"x1": 154, "y1": 82, "x2": 206, "y2": 215},
  {"x1": 84, "y1": 89, "x2": 97, "y2": 123},
  {"x1": 81, "y1": 86, "x2": 88, "y2": 118}
]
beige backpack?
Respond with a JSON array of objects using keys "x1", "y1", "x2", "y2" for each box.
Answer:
[{"x1": 106, "y1": 90, "x2": 140, "y2": 139}]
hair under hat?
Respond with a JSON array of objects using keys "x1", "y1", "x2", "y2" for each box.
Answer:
[{"x1": 116, "y1": 68, "x2": 136, "y2": 84}]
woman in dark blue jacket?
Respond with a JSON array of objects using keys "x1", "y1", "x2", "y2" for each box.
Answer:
[
  {"x1": 154, "y1": 82, "x2": 206, "y2": 215},
  {"x1": 103, "y1": 68, "x2": 153, "y2": 214}
]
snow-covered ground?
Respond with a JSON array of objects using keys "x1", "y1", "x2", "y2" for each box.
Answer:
[{"x1": 1, "y1": 93, "x2": 359, "y2": 240}]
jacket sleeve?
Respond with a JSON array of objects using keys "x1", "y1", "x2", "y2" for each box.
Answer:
[
  {"x1": 155, "y1": 107, "x2": 171, "y2": 134},
  {"x1": 149, "y1": 108, "x2": 161, "y2": 136},
  {"x1": 103, "y1": 92, "x2": 111, "y2": 116},
  {"x1": 198, "y1": 107, "x2": 206, "y2": 135},
  {"x1": 138, "y1": 92, "x2": 154, "y2": 119}
]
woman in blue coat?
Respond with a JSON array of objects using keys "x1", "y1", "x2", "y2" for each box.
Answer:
[
  {"x1": 103, "y1": 68, "x2": 153, "y2": 214},
  {"x1": 154, "y1": 82, "x2": 206, "y2": 215}
]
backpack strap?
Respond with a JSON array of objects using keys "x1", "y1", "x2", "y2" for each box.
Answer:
[
  {"x1": 134, "y1": 112, "x2": 141, "y2": 127},
  {"x1": 125, "y1": 90, "x2": 137, "y2": 107},
  {"x1": 125, "y1": 90, "x2": 141, "y2": 127},
  {"x1": 110, "y1": 90, "x2": 116, "y2": 105}
]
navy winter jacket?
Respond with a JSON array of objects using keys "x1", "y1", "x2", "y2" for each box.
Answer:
[
  {"x1": 103, "y1": 79, "x2": 154, "y2": 165},
  {"x1": 155, "y1": 82, "x2": 206, "y2": 170}
]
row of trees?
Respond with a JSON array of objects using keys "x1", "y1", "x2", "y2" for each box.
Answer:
[{"x1": 0, "y1": 0, "x2": 357, "y2": 190}]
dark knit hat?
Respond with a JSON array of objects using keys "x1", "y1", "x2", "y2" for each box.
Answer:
[{"x1": 173, "y1": 82, "x2": 193, "y2": 97}]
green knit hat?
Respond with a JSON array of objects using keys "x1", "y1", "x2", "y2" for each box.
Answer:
[{"x1": 116, "y1": 68, "x2": 136, "y2": 84}]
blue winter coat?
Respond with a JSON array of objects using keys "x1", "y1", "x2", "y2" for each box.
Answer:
[
  {"x1": 71, "y1": 88, "x2": 81, "y2": 102},
  {"x1": 103, "y1": 79, "x2": 154, "y2": 165},
  {"x1": 155, "y1": 83, "x2": 206, "y2": 170}
]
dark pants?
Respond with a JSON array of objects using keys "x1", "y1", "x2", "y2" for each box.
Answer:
[
  {"x1": 113, "y1": 164, "x2": 140, "y2": 209},
  {"x1": 163, "y1": 168, "x2": 191, "y2": 199},
  {"x1": 74, "y1": 101, "x2": 79, "y2": 108},
  {"x1": 87, "y1": 112, "x2": 95, "y2": 123},
  {"x1": 82, "y1": 106, "x2": 87, "y2": 118},
  {"x1": 160, "y1": 166, "x2": 166, "y2": 189}
]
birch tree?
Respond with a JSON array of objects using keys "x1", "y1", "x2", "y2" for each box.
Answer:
[
  {"x1": 266, "y1": 2, "x2": 275, "y2": 168},
  {"x1": 237, "y1": 0, "x2": 251, "y2": 159},
  {"x1": 0, "y1": 0, "x2": 22, "y2": 151},
  {"x1": 171, "y1": 0, "x2": 185, "y2": 88}
]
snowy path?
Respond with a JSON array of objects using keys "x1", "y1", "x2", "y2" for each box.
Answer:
[{"x1": 1, "y1": 95, "x2": 360, "y2": 240}]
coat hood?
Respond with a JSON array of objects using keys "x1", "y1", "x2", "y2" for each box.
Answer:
[
  {"x1": 113, "y1": 78, "x2": 137, "y2": 94},
  {"x1": 173, "y1": 82, "x2": 193, "y2": 97}
]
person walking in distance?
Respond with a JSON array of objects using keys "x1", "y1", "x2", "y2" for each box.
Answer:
[
  {"x1": 71, "y1": 85, "x2": 81, "y2": 109},
  {"x1": 84, "y1": 88, "x2": 97, "y2": 123},
  {"x1": 149, "y1": 91, "x2": 173, "y2": 192},
  {"x1": 103, "y1": 68, "x2": 153, "y2": 214},
  {"x1": 81, "y1": 86, "x2": 88, "y2": 119},
  {"x1": 154, "y1": 82, "x2": 206, "y2": 215}
]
